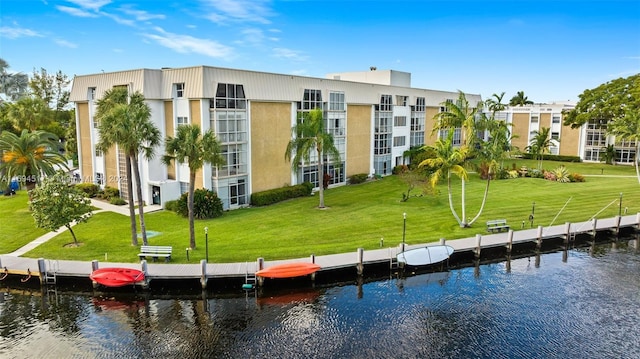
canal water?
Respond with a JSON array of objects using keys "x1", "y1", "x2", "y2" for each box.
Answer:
[{"x1": 2, "y1": 240, "x2": 640, "y2": 359}]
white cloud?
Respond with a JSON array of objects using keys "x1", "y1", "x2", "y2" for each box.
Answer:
[
  {"x1": 143, "y1": 27, "x2": 234, "y2": 59},
  {"x1": 0, "y1": 25, "x2": 43, "y2": 39},
  {"x1": 56, "y1": 5, "x2": 98, "y2": 17},
  {"x1": 54, "y1": 39, "x2": 78, "y2": 48},
  {"x1": 67, "y1": 0, "x2": 111, "y2": 11},
  {"x1": 201, "y1": 0, "x2": 273, "y2": 24},
  {"x1": 272, "y1": 47, "x2": 308, "y2": 62},
  {"x1": 119, "y1": 5, "x2": 166, "y2": 21}
]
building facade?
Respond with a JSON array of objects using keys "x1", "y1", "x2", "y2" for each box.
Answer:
[{"x1": 70, "y1": 66, "x2": 482, "y2": 210}]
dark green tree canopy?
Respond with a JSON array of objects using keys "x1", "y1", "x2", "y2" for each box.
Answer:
[{"x1": 563, "y1": 74, "x2": 640, "y2": 128}]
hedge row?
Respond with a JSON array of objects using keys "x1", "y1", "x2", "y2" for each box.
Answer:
[
  {"x1": 519, "y1": 153, "x2": 582, "y2": 162},
  {"x1": 250, "y1": 182, "x2": 313, "y2": 206}
]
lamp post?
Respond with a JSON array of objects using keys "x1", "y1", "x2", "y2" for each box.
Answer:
[
  {"x1": 402, "y1": 213, "x2": 407, "y2": 250},
  {"x1": 530, "y1": 202, "x2": 535, "y2": 228},
  {"x1": 204, "y1": 227, "x2": 209, "y2": 263}
]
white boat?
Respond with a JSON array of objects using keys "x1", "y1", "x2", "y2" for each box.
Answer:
[{"x1": 397, "y1": 245, "x2": 454, "y2": 266}]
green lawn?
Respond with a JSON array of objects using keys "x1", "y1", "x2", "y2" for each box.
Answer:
[
  {"x1": 2, "y1": 160, "x2": 638, "y2": 263},
  {"x1": 0, "y1": 191, "x2": 49, "y2": 254}
]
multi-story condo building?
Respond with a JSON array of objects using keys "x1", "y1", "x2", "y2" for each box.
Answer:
[{"x1": 70, "y1": 66, "x2": 482, "y2": 210}]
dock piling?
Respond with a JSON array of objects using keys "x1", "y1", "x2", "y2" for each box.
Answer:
[
  {"x1": 507, "y1": 230, "x2": 513, "y2": 253},
  {"x1": 141, "y1": 260, "x2": 149, "y2": 289},
  {"x1": 357, "y1": 248, "x2": 364, "y2": 276},
  {"x1": 257, "y1": 258, "x2": 264, "y2": 287},
  {"x1": 439, "y1": 238, "x2": 446, "y2": 245},
  {"x1": 200, "y1": 259, "x2": 207, "y2": 289},
  {"x1": 474, "y1": 234, "x2": 482, "y2": 258},
  {"x1": 536, "y1": 226, "x2": 543, "y2": 249},
  {"x1": 592, "y1": 219, "x2": 598, "y2": 238},
  {"x1": 564, "y1": 222, "x2": 571, "y2": 244}
]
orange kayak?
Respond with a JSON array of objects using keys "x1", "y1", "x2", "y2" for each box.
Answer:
[{"x1": 255, "y1": 262, "x2": 321, "y2": 279}]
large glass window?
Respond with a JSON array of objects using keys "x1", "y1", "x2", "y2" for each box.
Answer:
[
  {"x1": 329, "y1": 92, "x2": 345, "y2": 111},
  {"x1": 215, "y1": 83, "x2": 246, "y2": 109},
  {"x1": 301, "y1": 89, "x2": 323, "y2": 110},
  {"x1": 174, "y1": 83, "x2": 184, "y2": 98}
]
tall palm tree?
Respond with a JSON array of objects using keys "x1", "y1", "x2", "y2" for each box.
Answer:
[
  {"x1": 419, "y1": 133, "x2": 470, "y2": 227},
  {"x1": 509, "y1": 91, "x2": 534, "y2": 106},
  {"x1": 526, "y1": 127, "x2": 553, "y2": 169},
  {"x1": 486, "y1": 92, "x2": 506, "y2": 114},
  {"x1": 608, "y1": 110, "x2": 640, "y2": 184},
  {"x1": 95, "y1": 87, "x2": 161, "y2": 246},
  {"x1": 285, "y1": 108, "x2": 341, "y2": 209},
  {"x1": 432, "y1": 91, "x2": 482, "y2": 150},
  {"x1": 163, "y1": 124, "x2": 224, "y2": 249},
  {"x1": 0, "y1": 129, "x2": 67, "y2": 193}
]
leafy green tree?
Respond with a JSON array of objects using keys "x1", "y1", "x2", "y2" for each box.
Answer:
[
  {"x1": 0, "y1": 58, "x2": 28, "y2": 102},
  {"x1": 0, "y1": 129, "x2": 67, "y2": 192},
  {"x1": 163, "y1": 124, "x2": 225, "y2": 249},
  {"x1": 5, "y1": 96, "x2": 52, "y2": 131},
  {"x1": 419, "y1": 133, "x2": 470, "y2": 227},
  {"x1": 509, "y1": 91, "x2": 534, "y2": 106},
  {"x1": 29, "y1": 172, "x2": 93, "y2": 245},
  {"x1": 564, "y1": 74, "x2": 639, "y2": 129},
  {"x1": 526, "y1": 127, "x2": 553, "y2": 170},
  {"x1": 95, "y1": 87, "x2": 161, "y2": 246},
  {"x1": 601, "y1": 144, "x2": 616, "y2": 165},
  {"x1": 29, "y1": 68, "x2": 71, "y2": 113},
  {"x1": 285, "y1": 108, "x2": 341, "y2": 209},
  {"x1": 608, "y1": 110, "x2": 640, "y2": 184}
]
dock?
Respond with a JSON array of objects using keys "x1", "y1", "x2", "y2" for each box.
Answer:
[{"x1": 1, "y1": 213, "x2": 638, "y2": 291}]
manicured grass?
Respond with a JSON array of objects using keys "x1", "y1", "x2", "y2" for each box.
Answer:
[
  {"x1": 3, "y1": 161, "x2": 638, "y2": 264},
  {"x1": 0, "y1": 192, "x2": 48, "y2": 254}
]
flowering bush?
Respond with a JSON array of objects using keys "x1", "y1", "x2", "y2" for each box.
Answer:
[
  {"x1": 568, "y1": 173, "x2": 585, "y2": 182},
  {"x1": 544, "y1": 170, "x2": 556, "y2": 181}
]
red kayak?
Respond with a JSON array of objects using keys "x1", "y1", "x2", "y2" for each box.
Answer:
[
  {"x1": 90, "y1": 268, "x2": 145, "y2": 287},
  {"x1": 255, "y1": 262, "x2": 321, "y2": 279}
]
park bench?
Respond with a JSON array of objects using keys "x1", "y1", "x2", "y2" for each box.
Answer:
[
  {"x1": 138, "y1": 245, "x2": 173, "y2": 262},
  {"x1": 486, "y1": 219, "x2": 510, "y2": 233}
]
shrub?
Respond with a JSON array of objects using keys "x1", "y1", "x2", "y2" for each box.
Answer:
[
  {"x1": 100, "y1": 186, "x2": 120, "y2": 200},
  {"x1": 76, "y1": 183, "x2": 100, "y2": 197},
  {"x1": 543, "y1": 170, "x2": 556, "y2": 181},
  {"x1": 164, "y1": 199, "x2": 179, "y2": 212},
  {"x1": 568, "y1": 173, "x2": 585, "y2": 182},
  {"x1": 519, "y1": 153, "x2": 582, "y2": 163},
  {"x1": 508, "y1": 170, "x2": 519, "y2": 179},
  {"x1": 109, "y1": 197, "x2": 127, "y2": 205},
  {"x1": 176, "y1": 189, "x2": 223, "y2": 219},
  {"x1": 392, "y1": 165, "x2": 408, "y2": 175},
  {"x1": 529, "y1": 169, "x2": 544, "y2": 179},
  {"x1": 551, "y1": 166, "x2": 570, "y2": 183},
  {"x1": 250, "y1": 182, "x2": 313, "y2": 206},
  {"x1": 348, "y1": 173, "x2": 369, "y2": 185}
]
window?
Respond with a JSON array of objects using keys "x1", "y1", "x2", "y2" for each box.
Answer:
[
  {"x1": 214, "y1": 111, "x2": 247, "y2": 143},
  {"x1": 552, "y1": 116, "x2": 561, "y2": 124},
  {"x1": 229, "y1": 178, "x2": 247, "y2": 205},
  {"x1": 393, "y1": 136, "x2": 406, "y2": 147},
  {"x1": 215, "y1": 83, "x2": 246, "y2": 109},
  {"x1": 394, "y1": 116, "x2": 407, "y2": 127},
  {"x1": 177, "y1": 116, "x2": 189, "y2": 126},
  {"x1": 616, "y1": 148, "x2": 636, "y2": 163},
  {"x1": 180, "y1": 181, "x2": 189, "y2": 194},
  {"x1": 174, "y1": 83, "x2": 185, "y2": 98},
  {"x1": 329, "y1": 92, "x2": 345, "y2": 111},
  {"x1": 396, "y1": 96, "x2": 408, "y2": 106},
  {"x1": 379, "y1": 95, "x2": 392, "y2": 111},
  {"x1": 415, "y1": 97, "x2": 425, "y2": 112},
  {"x1": 301, "y1": 89, "x2": 323, "y2": 110},
  {"x1": 95, "y1": 148, "x2": 102, "y2": 157},
  {"x1": 88, "y1": 87, "x2": 96, "y2": 101},
  {"x1": 531, "y1": 116, "x2": 539, "y2": 123},
  {"x1": 551, "y1": 132, "x2": 560, "y2": 140},
  {"x1": 95, "y1": 173, "x2": 103, "y2": 185}
]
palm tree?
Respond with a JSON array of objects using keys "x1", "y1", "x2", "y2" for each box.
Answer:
[
  {"x1": 163, "y1": 124, "x2": 224, "y2": 249},
  {"x1": 486, "y1": 92, "x2": 506, "y2": 114},
  {"x1": 95, "y1": 87, "x2": 161, "y2": 246},
  {"x1": 509, "y1": 91, "x2": 534, "y2": 106},
  {"x1": 608, "y1": 110, "x2": 640, "y2": 184},
  {"x1": 5, "y1": 97, "x2": 51, "y2": 131},
  {"x1": 419, "y1": 133, "x2": 470, "y2": 227},
  {"x1": 0, "y1": 129, "x2": 67, "y2": 192},
  {"x1": 526, "y1": 127, "x2": 553, "y2": 169},
  {"x1": 285, "y1": 108, "x2": 341, "y2": 209}
]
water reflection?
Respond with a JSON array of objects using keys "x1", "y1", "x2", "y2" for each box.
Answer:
[{"x1": 2, "y1": 239, "x2": 640, "y2": 358}]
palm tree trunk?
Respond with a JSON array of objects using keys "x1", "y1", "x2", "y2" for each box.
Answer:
[
  {"x1": 635, "y1": 144, "x2": 640, "y2": 185},
  {"x1": 446, "y1": 173, "x2": 462, "y2": 225},
  {"x1": 188, "y1": 170, "x2": 196, "y2": 249},
  {"x1": 125, "y1": 156, "x2": 138, "y2": 246},
  {"x1": 317, "y1": 148, "x2": 325, "y2": 208},
  {"x1": 131, "y1": 153, "x2": 148, "y2": 246},
  {"x1": 469, "y1": 176, "x2": 491, "y2": 225},
  {"x1": 460, "y1": 178, "x2": 467, "y2": 227}
]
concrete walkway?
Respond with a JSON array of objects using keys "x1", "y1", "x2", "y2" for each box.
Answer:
[{"x1": 6, "y1": 199, "x2": 162, "y2": 257}]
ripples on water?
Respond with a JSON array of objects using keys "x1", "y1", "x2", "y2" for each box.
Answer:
[{"x1": 2, "y1": 241, "x2": 640, "y2": 359}]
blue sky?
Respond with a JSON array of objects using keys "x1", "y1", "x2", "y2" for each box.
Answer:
[{"x1": 1, "y1": 0, "x2": 639, "y2": 103}]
